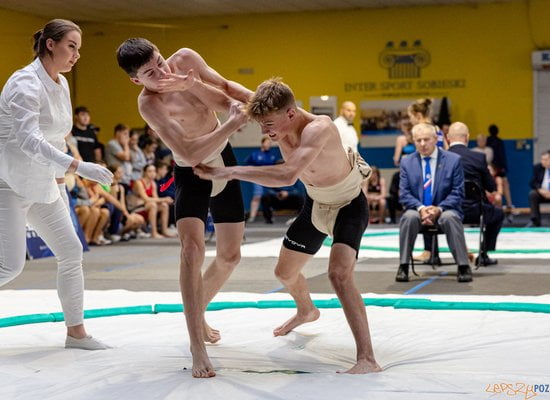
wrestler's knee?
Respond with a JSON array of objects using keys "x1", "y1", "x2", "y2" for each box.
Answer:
[
  {"x1": 328, "y1": 263, "x2": 353, "y2": 288},
  {"x1": 274, "y1": 262, "x2": 296, "y2": 283},
  {"x1": 216, "y1": 249, "x2": 240, "y2": 270},
  {"x1": 180, "y1": 238, "x2": 205, "y2": 266}
]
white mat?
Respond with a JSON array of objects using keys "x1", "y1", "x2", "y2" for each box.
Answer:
[
  {"x1": 222, "y1": 228, "x2": 550, "y2": 259},
  {"x1": 1, "y1": 290, "x2": 550, "y2": 400}
]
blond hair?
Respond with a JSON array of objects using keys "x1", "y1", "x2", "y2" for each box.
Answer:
[{"x1": 247, "y1": 77, "x2": 295, "y2": 119}]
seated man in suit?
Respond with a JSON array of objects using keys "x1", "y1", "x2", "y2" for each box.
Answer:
[
  {"x1": 447, "y1": 122, "x2": 504, "y2": 265},
  {"x1": 526, "y1": 150, "x2": 550, "y2": 227},
  {"x1": 396, "y1": 123, "x2": 472, "y2": 283},
  {"x1": 261, "y1": 180, "x2": 305, "y2": 224}
]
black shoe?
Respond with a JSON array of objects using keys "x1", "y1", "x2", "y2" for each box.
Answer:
[
  {"x1": 395, "y1": 264, "x2": 409, "y2": 282},
  {"x1": 264, "y1": 219, "x2": 273, "y2": 224},
  {"x1": 475, "y1": 254, "x2": 498, "y2": 266},
  {"x1": 457, "y1": 265, "x2": 473, "y2": 282},
  {"x1": 524, "y1": 221, "x2": 540, "y2": 228}
]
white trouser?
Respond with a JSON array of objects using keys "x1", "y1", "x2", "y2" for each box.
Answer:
[{"x1": 0, "y1": 179, "x2": 84, "y2": 326}]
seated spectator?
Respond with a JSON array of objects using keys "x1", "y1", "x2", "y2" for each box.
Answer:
[
  {"x1": 386, "y1": 171, "x2": 402, "y2": 224},
  {"x1": 142, "y1": 136, "x2": 158, "y2": 166},
  {"x1": 81, "y1": 178, "x2": 112, "y2": 245},
  {"x1": 472, "y1": 133, "x2": 494, "y2": 165},
  {"x1": 139, "y1": 124, "x2": 172, "y2": 162},
  {"x1": 155, "y1": 160, "x2": 176, "y2": 227},
  {"x1": 526, "y1": 150, "x2": 550, "y2": 227},
  {"x1": 447, "y1": 122, "x2": 504, "y2": 266},
  {"x1": 392, "y1": 119, "x2": 415, "y2": 166},
  {"x1": 260, "y1": 180, "x2": 305, "y2": 224},
  {"x1": 487, "y1": 164, "x2": 503, "y2": 207},
  {"x1": 129, "y1": 130, "x2": 147, "y2": 184},
  {"x1": 71, "y1": 106, "x2": 102, "y2": 163},
  {"x1": 104, "y1": 124, "x2": 132, "y2": 186},
  {"x1": 365, "y1": 166, "x2": 387, "y2": 224},
  {"x1": 133, "y1": 164, "x2": 175, "y2": 238},
  {"x1": 396, "y1": 123, "x2": 472, "y2": 283},
  {"x1": 96, "y1": 164, "x2": 146, "y2": 241},
  {"x1": 244, "y1": 136, "x2": 279, "y2": 222}
]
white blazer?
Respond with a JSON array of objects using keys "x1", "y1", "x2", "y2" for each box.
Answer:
[{"x1": 0, "y1": 58, "x2": 74, "y2": 203}]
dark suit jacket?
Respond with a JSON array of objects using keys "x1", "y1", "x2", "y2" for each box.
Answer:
[
  {"x1": 530, "y1": 163, "x2": 547, "y2": 190},
  {"x1": 399, "y1": 149, "x2": 465, "y2": 219},
  {"x1": 448, "y1": 143, "x2": 496, "y2": 202}
]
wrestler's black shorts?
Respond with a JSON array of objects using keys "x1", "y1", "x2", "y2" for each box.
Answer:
[
  {"x1": 283, "y1": 191, "x2": 368, "y2": 257},
  {"x1": 174, "y1": 143, "x2": 245, "y2": 225}
]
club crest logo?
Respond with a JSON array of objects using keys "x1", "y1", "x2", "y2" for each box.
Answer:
[{"x1": 379, "y1": 40, "x2": 430, "y2": 79}]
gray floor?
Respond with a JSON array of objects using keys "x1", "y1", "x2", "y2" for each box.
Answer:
[{"x1": 3, "y1": 216, "x2": 550, "y2": 297}]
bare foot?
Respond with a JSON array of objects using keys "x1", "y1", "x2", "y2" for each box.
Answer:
[
  {"x1": 191, "y1": 351, "x2": 216, "y2": 378},
  {"x1": 151, "y1": 233, "x2": 165, "y2": 239},
  {"x1": 161, "y1": 231, "x2": 178, "y2": 238},
  {"x1": 204, "y1": 321, "x2": 221, "y2": 344},
  {"x1": 273, "y1": 308, "x2": 320, "y2": 336},
  {"x1": 337, "y1": 360, "x2": 382, "y2": 374}
]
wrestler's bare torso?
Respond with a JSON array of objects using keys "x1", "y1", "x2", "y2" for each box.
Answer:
[
  {"x1": 138, "y1": 52, "x2": 219, "y2": 141},
  {"x1": 276, "y1": 110, "x2": 352, "y2": 188}
]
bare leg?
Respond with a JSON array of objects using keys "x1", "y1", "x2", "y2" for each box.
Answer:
[
  {"x1": 273, "y1": 247, "x2": 320, "y2": 336},
  {"x1": 177, "y1": 218, "x2": 215, "y2": 378},
  {"x1": 329, "y1": 244, "x2": 381, "y2": 374},
  {"x1": 83, "y1": 206, "x2": 98, "y2": 243},
  {"x1": 91, "y1": 208, "x2": 109, "y2": 243},
  {"x1": 502, "y1": 177, "x2": 513, "y2": 208},
  {"x1": 147, "y1": 203, "x2": 163, "y2": 238},
  {"x1": 159, "y1": 203, "x2": 176, "y2": 237},
  {"x1": 378, "y1": 198, "x2": 387, "y2": 223},
  {"x1": 200, "y1": 222, "x2": 244, "y2": 343},
  {"x1": 248, "y1": 195, "x2": 261, "y2": 221}
]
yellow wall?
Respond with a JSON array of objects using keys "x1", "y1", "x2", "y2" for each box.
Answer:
[
  {"x1": 2, "y1": 1, "x2": 548, "y2": 141},
  {"x1": 0, "y1": 9, "x2": 48, "y2": 89}
]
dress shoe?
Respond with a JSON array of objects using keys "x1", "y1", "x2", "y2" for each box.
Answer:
[
  {"x1": 395, "y1": 264, "x2": 409, "y2": 282},
  {"x1": 475, "y1": 254, "x2": 498, "y2": 266},
  {"x1": 524, "y1": 221, "x2": 540, "y2": 228},
  {"x1": 413, "y1": 250, "x2": 431, "y2": 262},
  {"x1": 457, "y1": 265, "x2": 473, "y2": 282}
]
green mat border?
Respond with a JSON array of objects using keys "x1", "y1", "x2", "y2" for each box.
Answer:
[
  {"x1": 323, "y1": 227, "x2": 550, "y2": 253},
  {"x1": 2, "y1": 298, "x2": 549, "y2": 328}
]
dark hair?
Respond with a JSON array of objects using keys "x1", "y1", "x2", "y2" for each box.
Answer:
[
  {"x1": 108, "y1": 164, "x2": 121, "y2": 174},
  {"x1": 33, "y1": 19, "x2": 81, "y2": 59},
  {"x1": 488, "y1": 124, "x2": 499, "y2": 136},
  {"x1": 114, "y1": 123, "x2": 129, "y2": 134},
  {"x1": 74, "y1": 106, "x2": 89, "y2": 115},
  {"x1": 155, "y1": 160, "x2": 169, "y2": 170},
  {"x1": 142, "y1": 136, "x2": 155, "y2": 148},
  {"x1": 408, "y1": 98, "x2": 432, "y2": 118},
  {"x1": 247, "y1": 77, "x2": 295, "y2": 119},
  {"x1": 543, "y1": 150, "x2": 550, "y2": 156},
  {"x1": 116, "y1": 38, "x2": 159, "y2": 77}
]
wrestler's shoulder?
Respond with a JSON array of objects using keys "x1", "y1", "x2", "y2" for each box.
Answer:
[
  {"x1": 168, "y1": 48, "x2": 202, "y2": 65},
  {"x1": 138, "y1": 90, "x2": 164, "y2": 115},
  {"x1": 306, "y1": 115, "x2": 336, "y2": 133}
]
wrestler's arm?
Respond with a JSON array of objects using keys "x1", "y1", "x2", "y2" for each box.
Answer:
[
  {"x1": 186, "y1": 77, "x2": 234, "y2": 113},
  {"x1": 139, "y1": 97, "x2": 246, "y2": 166},
  {"x1": 172, "y1": 48, "x2": 253, "y2": 102},
  {"x1": 194, "y1": 120, "x2": 331, "y2": 187}
]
